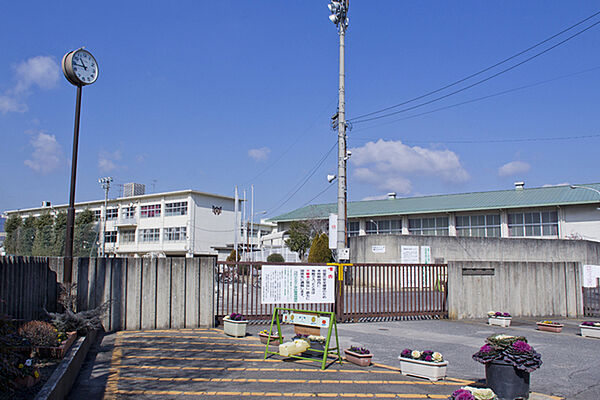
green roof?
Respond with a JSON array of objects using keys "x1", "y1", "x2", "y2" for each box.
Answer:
[{"x1": 269, "y1": 183, "x2": 600, "y2": 222}]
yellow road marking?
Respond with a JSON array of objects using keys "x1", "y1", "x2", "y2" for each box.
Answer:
[
  {"x1": 102, "y1": 337, "x2": 122, "y2": 400},
  {"x1": 118, "y1": 339, "x2": 265, "y2": 347},
  {"x1": 119, "y1": 346, "x2": 263, "y2": 353},
  {"x1": 116, "y1": 376, "x2": 463, "y2": 386},
  {"x1": 114, "y1": 389, "x2": 459, "y2": 398}
]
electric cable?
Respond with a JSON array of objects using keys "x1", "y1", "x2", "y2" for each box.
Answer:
[
  {"x1": 266, "y1": 141, "x2": 337, "y2": 216},
  {"x1": 349, "y1": 65, "x2": 600, "y2": 136},
  {"x1": 350, "y1": 14, "x2": 600, "y2": 124}
]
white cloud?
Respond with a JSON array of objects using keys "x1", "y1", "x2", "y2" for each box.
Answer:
[
  {"x1": 24, "y1": 132, "x2": 63, "y2": 173},
  {"x1": 99, "y1": 150, "x2": 123, "y2": 172},
  {"x1": 498, "y1": 161, "x2": 530, "y2": 177},
  {"x1": 248, "y1": 147, "x2": 271, "y2": 162},
  {"x1": 0, "y1": 94, "x2": 26, "y2": 114},
  {"x1": 14, "y1": 56, "x2": 60, "y2": 93},
  {"x1": 0, "y1": 56, "x2": 59, "y2": 114},
  {"x1": 350, "y1": 139, "x2": 469, "y2": 193}
]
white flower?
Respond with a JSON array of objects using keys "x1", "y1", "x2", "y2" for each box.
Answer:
[
  {"x1": 463, "y1": 386, "x2": 497, "y2": 400},
  {"x1": 432, "y1": 352, "x2": 443, "y2": 362},
  {"x1": 25, "y1": 359, "x2": 32, "y2": 367},
  {"x1": 411, "y1": 350, "x2": 421, "y2": 359},
  {"x1": 487, "y1": 311, "x2": 495, "y2": 317}
]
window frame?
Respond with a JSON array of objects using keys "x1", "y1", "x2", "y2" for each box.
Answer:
[{"x1": 140, "y1": 204, "x2": 161, "y2": 218}]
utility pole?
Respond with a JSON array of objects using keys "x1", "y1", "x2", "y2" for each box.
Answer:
[
  {"x1": 99, "y1": 177, "x2": 112, "y2": 257},
  {"x1": 328, "y1": 0, "x2": 349, "y2": 261}
]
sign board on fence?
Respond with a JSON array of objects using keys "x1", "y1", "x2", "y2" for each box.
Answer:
[
  {"x1": 328, "y1": 214, "x2": 337, "y2": 249},
  {"x1": 583, "y1": 265, "x2": 600, "y2": 287},
  {"x1": 261, "y1": 265, "x2": 335, "y2": 304},
  {"x1": 401, "y1": 245, "x2": 420, "y2": 263},
  {"x1": 372, "y1": 245, "x2": 385, "y2": 253}
]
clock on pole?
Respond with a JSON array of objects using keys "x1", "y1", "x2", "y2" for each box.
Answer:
[{"x1": 61, "y1": 47, "x2": 99, "y2": 282}]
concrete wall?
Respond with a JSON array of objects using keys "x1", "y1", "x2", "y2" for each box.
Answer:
[
  {"x1": 0, "y1": 256, "x2": 216, "y2": 330},
  {"x1": 76, "y1": 256, "x2": 215, "y2": 331},
  {"x1": 448, "y1": 261, "x2": 582, "y2": 319},
  {"x1": 350, "y1": 234, "x2": 600, "y2": 265}
]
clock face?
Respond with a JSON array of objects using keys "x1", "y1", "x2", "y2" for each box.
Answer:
[{"x1": 71, "y1": 50, "x2": 98, "y2": 85}]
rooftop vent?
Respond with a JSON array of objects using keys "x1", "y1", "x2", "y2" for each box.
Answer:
[
  {"x1": 41, "y1": 201, "x2": 51, "y2": 207},
  {"x1": 123, "y1": 183, "x2": 145, "y2": 197},
  {"x1": 514, "y1": 181, "x2": 525, "y2": 190},
  {"x1": 387, "y1": 192, "x2": 397, "y2": 199}
]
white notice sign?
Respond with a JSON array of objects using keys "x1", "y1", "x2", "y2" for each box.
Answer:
[
  {"x1": 583, "y1": 265, "x2": 600, "y2": 288},
  {"x1": 420, "y1": 246, "x2": 431, "y2": 264},
  {"x1": 329, "y1": 214, "x2": 338, "y2": 249},
  {"x1": 401, "y1": 245, "x2": 420, "y2": 263},
  {"x1": 261, "y1": 265, "x2": 336, "y2": 304},
  {"x1": 372, "y1": 245, "x2": 386, "y2": 253}
]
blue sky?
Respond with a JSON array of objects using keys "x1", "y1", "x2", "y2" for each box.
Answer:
[{"x1": 1, "y1": 1, "x2": 600, "y2": 219}]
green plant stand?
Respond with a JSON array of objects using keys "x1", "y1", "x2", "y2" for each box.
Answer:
[{"x1": 263, "y1": 307, "x2": 342, "y2": 370}]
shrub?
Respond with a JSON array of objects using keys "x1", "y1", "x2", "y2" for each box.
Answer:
[
  {"x1": 307, "y1": 233, "x2": 333, "y2": 263},
  {"x1": 18, "y1": 321, "x2": 58, "y2": 347},
  {"x1": 267, "y1": 253, "x2": 285, "y2": 263}
]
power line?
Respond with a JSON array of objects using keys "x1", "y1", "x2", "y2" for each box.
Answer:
[
  {"x1": 266, "y1": 141, "x2": 337, "y2": 216},
  {"x1": 349, "y1": 12, "x2": 600, "y2": 124},
  {"x1": 349, "y1": 65, "x2": 600, "y2": 134},
  {"x1": 300, "y1": 183, "x2": 336, "y2": 208},
  {"x1": 351, "y1": 133, "x2": 600, "y2": 146}
]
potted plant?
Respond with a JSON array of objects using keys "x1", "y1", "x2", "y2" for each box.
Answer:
[
  {"x1": 487, "y1": 311, "x2": 512, "y2": 328},
  {"x1": 223, "y1": 313, "x2": 248, "y2": 337},
  {"x1": 580, "y1": 321, "x2": 600, "y2": 338},
  {"x1": 258, "y1": 329, "x2": 284, "y2": 345},
  {"x1": 12, "y1": 358, "x2": 40, "y2": 388},
  {"x1": 398, "y1": 348, "x2": 447, "y2": 381},
  {"x1": 536, "y1": 320, "x2": 564, "y2": 333},
  {"x1": 345, "y1": 346, "x2": 373, "y2": 367},
  {"x1": 473, "y1": 334, "x2": 542, "y2": 400},
  {"x1": 448, "y1": 386, "x2": 498, "y2": 400}
]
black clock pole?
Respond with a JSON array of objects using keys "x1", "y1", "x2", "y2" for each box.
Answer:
[{"x1": 64, "y1": 84, "x2": 83, "y2": 283}]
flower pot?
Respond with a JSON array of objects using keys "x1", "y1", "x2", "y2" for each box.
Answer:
[
  {"x1": 485, "y1": 359, "x2": 530, "y2": 400},
  {"x1": 345, "y1": 349, "x2": 373, "y2": 367},
  {"x1": 489, "y1": 316, "x2": 512, "y2": 327},
  {"x1": 580, "y1": 324, "x2": 600, "y2": 339},
  {"x1": 536, "y1": 322, "x2": 563, "y2": 333},
  {"x1": 398, "y1": 357, "x2": 448, "y2": 381},
  {"x1": 12, "y1": 371, "x2": 40, "y2": 388},
  {"x1": 259, "y1": 332, "x2": 283, "y2": 345},
  {"x1": 223, "y1": 319, "x2": 248, "y2": 337},
  {"x1": 37, "y1": 331, "x2": 77, "y2": 358}
]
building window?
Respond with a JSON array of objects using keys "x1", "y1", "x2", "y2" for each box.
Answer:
[
  {"x1": 120, "y1": 229, "x2": 135, "y2": 243},
  {"x1": 348, "y1": 221, "x2": 360, "y2": 237},
  {"x1": 139, "y1": 228, "x2": 160, "y2": 242},
  {"x1": 165, "y1": 202, "x2": 187, "y2": 216},
  {"x1": 365, "y1": 219, "x2": 402, "y2": 235},
  {"x1": 140, "y1": 204, "x2": 161, "y2": 218},
  {"x1": 409, "y1": 217, "x2": 449, "y2": 236},
  {"x1": 93, "y1": 210, "x2": 102, "y2": 221},
  {"x1": 104, "y1": 231, "x2": 117, "y2": 243},
  {"x1": 456, "y1": 214, "x2": 500, "y2": 237},
  {"x1": 122, "y1": 206, "x2": 135, "y2": 219},
  {"x1": 106, "y1": 208, "x2": 118, "y2": 220},
  {"x1": 508, "y1": 211, "x2": 558, "y2": 237},
  {"x1": 164, "y1": 227, "x2": 186, "y2": 241}
]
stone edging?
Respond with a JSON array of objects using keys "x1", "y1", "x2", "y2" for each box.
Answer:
[{"x1": 34, "y1": 330, "x2": 98, "y2": 400}]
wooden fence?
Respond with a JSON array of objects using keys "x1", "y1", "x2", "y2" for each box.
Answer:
[{"x1": 0, "y1": 256, "x2": 216, "y2": 331}]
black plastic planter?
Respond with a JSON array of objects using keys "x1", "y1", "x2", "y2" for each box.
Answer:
[{"x1": 485, "y1": 360, "x2": 530, "y2": 399}]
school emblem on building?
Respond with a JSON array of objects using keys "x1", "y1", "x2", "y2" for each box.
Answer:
[{"x1": 212, "y1": 206, "x2": 222, "y2": 215}]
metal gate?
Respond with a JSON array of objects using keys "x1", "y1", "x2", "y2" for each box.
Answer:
[
  {"x1": 583, "y1": 286, "x2": 600, "y2": 317},
  {"x1": 215, "y1": 261, "x2": 447, "y2": 323}
]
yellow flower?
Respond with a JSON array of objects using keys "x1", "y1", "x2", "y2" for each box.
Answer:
[
  {"x1": 18, "y1": 364, "x2": 24, "y2": 369},
  {"x1": 34, "y1": 371, "x2": 40, "y2": 379}
]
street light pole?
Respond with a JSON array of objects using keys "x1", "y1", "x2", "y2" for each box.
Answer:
[
  {"x1": 328, "y1": 0, "x2": 349, "y2": 261},
  {"x1": 570, "y1": 185, "x2": 600, "y2": 209},
  {"x1": 99, "y1": 177, "x2": 113, "y2": 257}
]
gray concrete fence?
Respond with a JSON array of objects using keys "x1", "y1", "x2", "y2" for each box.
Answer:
[
  {"x1": 448, "y1": 261, "x2": 582, "y2": 319},
  {"x1": 0, "y1": 256, "x2": 216, "y2": 330}
]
